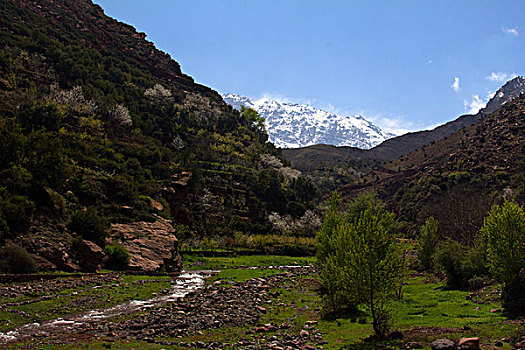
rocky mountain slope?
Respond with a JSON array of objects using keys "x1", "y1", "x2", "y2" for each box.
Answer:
[
  {"x1": 0, "y1": 0, "x2": 316, "y2": 272},
  {"x1": 284, "y1": 77, "x2": 525, "y2": 170},
  {"x1": 223, "y1": 93, "x2": 394, "y2": 149},
  {"x1": 340, "y1": 94, "x2": 525, "y2": 241}
]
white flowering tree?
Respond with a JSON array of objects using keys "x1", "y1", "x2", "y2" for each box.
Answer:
[
  {"x1": 111, "y1": 104, "x2": 132, "y2": 127},
  {"x1": 144, "y1": 83, "x2": 172, "y2": 106}
]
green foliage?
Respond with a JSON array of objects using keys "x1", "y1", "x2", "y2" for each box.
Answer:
[
  {"x1": 0, "y1": 0, "x2": 317, "y2": 251},
  {"x1": 0, "y1": 243, "x2": 36, "y2": 274},
  {"x1": 416, "y1": 217, "x2": 438, "y2": 270},
  {"x1": 231, "y1": 232, "x2": 315, "y2": 255},
  {"x1": 480, "y1": 200, "x2": 525, "y2": 314},
  {"x1": 201, "y1": 237, "x2": 219, "y2": 250},
  {"x1": 434, "y1": 239, "x2": 489, "y2": 290},
  {"x1": 67, "y1": 207, "x2": 108, "y2": 247},
  {"x1": 316, "y1": 192, "x2": 406, "y2": 338},
  {"x1": 0, "y1": 214, "x2": 8, "y2": 241},
  {"x1": 434, "y1": 239, "x2": 464, "y2": 289},
  {"x1": 104, "y1": 244, "x2": 130, "y2": 270},
  {"x1": 315, "y1": 191, "x2": 344, "y2": 265},
  {"x1": 241, "y1": 106, "x2": 266, "y2": 142},
  {"x1": 0, "y1": 190, "x2": 35, "y2": 235}
]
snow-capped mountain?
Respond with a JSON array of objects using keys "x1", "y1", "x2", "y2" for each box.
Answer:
[{"x1": 223, "y1": 93, "x2": 395, "y2": 149}]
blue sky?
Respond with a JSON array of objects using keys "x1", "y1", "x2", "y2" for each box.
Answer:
[{"x1": 94, "y1": 0, "x2": 523, "y2": 134}]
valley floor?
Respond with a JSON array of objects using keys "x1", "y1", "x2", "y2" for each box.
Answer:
[{"x1": 0, "y1": 255, "x2": 523, "y2": 349}]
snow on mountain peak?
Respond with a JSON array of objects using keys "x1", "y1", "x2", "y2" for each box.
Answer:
[{"x1": 223, "y1": 93, "x2": 395, "y2": 149}]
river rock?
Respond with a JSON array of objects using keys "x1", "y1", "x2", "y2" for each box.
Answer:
[
  {"x1": 108, "y1": 216, "x2": 182, "y2": 273},
  {"x1": 458, "y1": 337, "x2": 479, "y2": 350},
  {"x1": 77, "y1": 239, "x2": 105, "y2": 272},
  {"x1": 431, "y1": 339, "x2": 456, "y2": 350}
]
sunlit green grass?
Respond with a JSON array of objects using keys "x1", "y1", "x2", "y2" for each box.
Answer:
[
  {"x1": 4, "y1": 258, "x2": 521, "y2": 350},
  {"x1": 183, "y1": 254, "x2": 315, "y2": 270}
]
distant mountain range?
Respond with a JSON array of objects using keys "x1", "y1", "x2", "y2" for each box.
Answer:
[
  {"x1": 283, "y1": 76, "x2": 525, "y2": 170},
  {"x1": 223, "y1": 93, "x2": 395, "y2": 149}
]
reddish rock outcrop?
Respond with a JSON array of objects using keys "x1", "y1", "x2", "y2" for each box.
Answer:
[
  {"x1": 31, "y1": 242, "x2": 79, "y2": 272},
  {"x1": 76, "y1": 239, "x2": 105, "y2": 273},
  {"x1": 108, "y1": 216, "x2": 182, "y2": 273}
]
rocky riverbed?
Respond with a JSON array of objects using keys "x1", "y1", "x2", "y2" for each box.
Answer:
[
  {"x1": 2, "y1": 266, "x2": 327, "y2": 349},
  {"x1": 81, "y1": 266, "x2": 325, "y2": 349},
  {"x1": 0, "y1": 271, "x2": 209, "y2": 345}
]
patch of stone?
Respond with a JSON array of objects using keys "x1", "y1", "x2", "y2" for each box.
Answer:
[
  {"x1": 75, "y1": 267, "x2": 323, "y2": 349},
  {"x1": 0, "y1": 274, "x2": 120, "y2": 301}
]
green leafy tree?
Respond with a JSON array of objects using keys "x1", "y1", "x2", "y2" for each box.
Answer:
[
  {"x1": 241, "y1": 106, "x2": 267, "y2": 142},
  {"x1": 316, "y1": 192, "x2": 405, "y2": 338},
  {"x1": 315, "y1": 192, "x2": 344, "y2": 264},
  {"x1": 417, "y1": 217, "x2": 439, "y2": 270},
  {"x1": 480, "y1": 200, "x2": 525, "y2": 314}
]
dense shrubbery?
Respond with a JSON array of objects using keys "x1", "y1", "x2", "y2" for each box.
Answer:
[
  {"x1": 67, "y1": 208, "x2": 108, "y2": 248},
  {"x1": 433, "y1": 239, "x2": 489, "y2": 290},
  {"x1": 416, "y1": 200, "x2": 525, "y2": 316}
]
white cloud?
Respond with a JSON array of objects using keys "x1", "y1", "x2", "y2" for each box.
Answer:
[
  {"x1": 486, "y1": 72, "x2": 518, "y2": 82},
  {"x1": 451, "y1": 77, "x2": 460, "y2": 92},
  {"x1": 464, "y1": 95, "x2": 486, "y2": 114},
  {"x1": 502, "y1": 27, "x2": 519, "y2": 36},
  {"x1": 463, "y1": 90, "x2": 499, "y2": 114},
  {"x1": 366, "y1": 114, "x2": 418, "y2": 136}
]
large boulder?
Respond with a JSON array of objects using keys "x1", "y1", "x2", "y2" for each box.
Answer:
[
  {"x1": 108, "y1": 216, "x2": 182, "y2": 273},
  {"x1": 31, "y1": 241, "x2": 79, "y2": 272},
  {"x1": 76, "y1": 239, "x2": 105, "y2": 272}
]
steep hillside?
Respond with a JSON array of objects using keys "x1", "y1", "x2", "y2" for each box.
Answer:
[
  {"x1": 284, "y1": 77, "x2": 525, "y2": 170},
  {"x1": 340, "y1": 95, "x2": 525, "y2": 241},
  {"x1": 0, "y1": 0, "x2": 316, "y2": 270},
  {"x1": 223, "y1": 93, "x2": 394, "y2": 149}
]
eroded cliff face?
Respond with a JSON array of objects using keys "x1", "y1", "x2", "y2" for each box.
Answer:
[{"x1": 108, "y1": 216, "x2": 182, "y2": 273}]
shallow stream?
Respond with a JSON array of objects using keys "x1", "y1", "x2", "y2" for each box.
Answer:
[{"x1": 0, "y1": 271, "x2": 215, "y2": 344}]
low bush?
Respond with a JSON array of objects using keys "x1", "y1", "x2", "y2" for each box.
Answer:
[
  {"x1": 433, "y1": 239, "x2": 489, "y2": 290},
  {"x1": 0, "y1": 243, "x2": 36, "y2": 274},
  {"x1": 104, "y1": 244, "x2": 130, "y2": 270}
]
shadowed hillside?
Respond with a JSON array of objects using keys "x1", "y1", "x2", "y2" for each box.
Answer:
[
  {"x1": 0, "y1": 0, "x2": 317, "y2": 272},
  {"x1": 340, "y1": 94, "x2": 525, "y2": 240}
]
